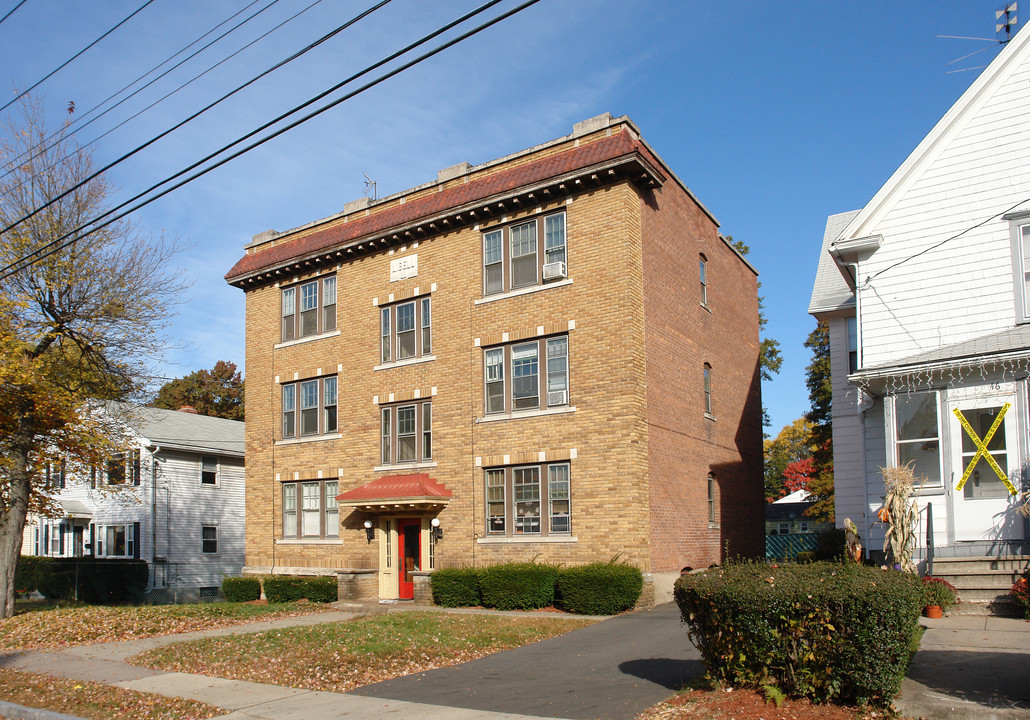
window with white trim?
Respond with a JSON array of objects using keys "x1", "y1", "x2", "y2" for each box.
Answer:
[
  {"x1": 846, "y1": 316, "x2": 858, "y2": 374},
  {"x1": 891, "y1": 391, "x2": 942, "y2": 488},
  {"x1": 282, "y1": 480, "x2": 339, "y2": 538},
  {"x1": 482, "y1": 212, "x2": 567, "y2": 296},
  {"x1": 483, "y1": 462, "x2": 571, "y2": 536},
  {"x1": 202, "y1": 525, "x2": 218, "y2": 554},
  {"x1": 380, "y1": 296, "x2": 431, "y2": 363},
  {"x1": 281, "y1": 376, "x2": 338, "y2": 439},
  {"x1": 703, "y1": 363, "x2": 713, "y2": 416},
  {"x1": 281, "y1": 275, "x2": 336, "y2": 342},
  {"x1": 699, "y1": 254, "x2": 708, "y2": 306},
  {"x1": 95, "y1": 524, "x2": 135, "y2": 557},
  {"x1": 483, "y1": 335, "x2": 569, "y2": 414},
  {"x1": 707, "y1": 473, "x2": 716, "y2": 525},
  {"x1": 380, "y1": 400, "x2": 432, "y2": 466},
  {"x1": 46, "y1": 461, "x2": 66, "y2": 489},
  {"x1": 201, "y1": 456, "x2": 218, "y2": 485},
  {"x1": 106, "y1": 450, "x2": 140, "y2": 486}
]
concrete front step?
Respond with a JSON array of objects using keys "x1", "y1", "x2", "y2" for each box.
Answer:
[
  {"x1": 948, "y1": 598, "x2": 1024, "y2": 617},
  {"x1": 928, "y1": 555, "x2": 1027, "y2": 615}
]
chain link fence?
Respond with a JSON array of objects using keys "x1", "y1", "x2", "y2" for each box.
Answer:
[{"x1": 765, "y1": 533, "x2": 820, "y2": 561}]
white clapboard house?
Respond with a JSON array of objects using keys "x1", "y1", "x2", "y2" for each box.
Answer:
[
  {"x1": 23, "y1": 403, "x2": 245, "y2": 602},
  {"x1": 809, "y1": 24, "x2": 1030, "y2": 578}
]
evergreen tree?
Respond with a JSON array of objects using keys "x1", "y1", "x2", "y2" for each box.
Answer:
[
  {"x1": 153, "y1": 361, "x2": 244, "y2": 421},
  {"x1": 803, "y1": 321, "x2": 834, "y2": 521}
]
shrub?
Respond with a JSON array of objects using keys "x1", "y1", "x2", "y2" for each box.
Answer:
[
  {"x1": 674, "y1": 561, "x2": 924, "y2": 707},
  {"x1": 795, "y1": 551, "x2": 815, "y2": 564},
  {"x1": 431, "y1": 567, "x2": 481, "y2": 607},
  {"x1": 921, "y1": 576, "x2": 957, "y2": 611},
  {"x1": 30, "y1": 558, "x2": 148, "y2": 604},
  {"x1": 557, "y1": 562, "x2": 643, "y2": 615},
  {"x1": 303, "y1": 576, "x2": 338, "y2": 603},
  {"x1": 262, "y1": 575, "x2": 336, "y2": 603},
  {"x1": 222, "y1": 576, "x2": 261, "y2": 603},
  {"x1": 813, "y1": 528, "x2": 846, "y2": 561},
  {"x1": 1011, "y1": 577, "x2": 1030, "y2": 619},
  {"x1": 14, "y1": 556, "x2": 47, "y2": 595},
  {"x1": 479, "y1": 562, "x2": 558, "y2": 610}
]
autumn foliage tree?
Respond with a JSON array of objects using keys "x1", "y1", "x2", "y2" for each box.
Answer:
[
  {"x1": 804, "y1": 321, "x2": 835, "y2": 522},
  {"x1": 0, "y1": 97, "x2": 185, "y2": 616},
  {"x1": 763, "y1": 416, "x2": 816, "y2": 501},
  {"x1": 153, "y1": 360, "x2": 244, "y2": 420}
]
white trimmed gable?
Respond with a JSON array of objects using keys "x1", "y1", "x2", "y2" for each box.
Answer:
[{"x1": 831, "y1": 24, "x2": 1030, "y2": 368}]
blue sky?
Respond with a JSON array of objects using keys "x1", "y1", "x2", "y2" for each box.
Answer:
[{"x1": 0, "y1": 0, "x2": 1011, "y2": 432}]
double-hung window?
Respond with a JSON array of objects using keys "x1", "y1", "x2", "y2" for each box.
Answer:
[
  {"x1": 483, "y1": 462, "x2": 571, "y2": 537},
  {"x1": 380, "y1": 297, "x2": 431, "y2": 363},
  {"x1": 482, "y1": 211, "x2": 567, "y2": 296},
  {"x1": 892, "y1": 391, "x2": 942, "y2": 487},
  {"x1": 106, "y1": 450, "x2": 140, "y2": 486},
  {"x1": 95, "y1": 523, "x2": 135, "y2": 557},
  {"x1": 201, "y1": 456, "x2": 218, "y2": 485},
  {"x1": 282, "y1": 480, "x2": 340, "y2": 538},
  {"x1": 703, "y1": 363, "x2": 713, "y2": 416},
  {"x1": 699, "y1": 254, "x2": 708, "y2": 306},
  {"x1": 201, "y1": 526, "x2": 218, "y2": 554},
  {"x1": 380, "y1": 400, "x2": 432, "y2": 466},
  {"x1": 281, "y1": 275, "x2": 337, "y2": 342},
  {"x1": 483, "y1": 335, "x2": 570, "y2": 414},
  {"x1": 282, "y1": 376, "x2": 339, "y2": 439}
]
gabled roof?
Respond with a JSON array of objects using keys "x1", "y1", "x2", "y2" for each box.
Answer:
[
  {"x1": 109, "y1": 402, "x2": 245, "y2": 458},
  {"x1": 836, "y1": 24, "x2": 1030, "y2": 243},
  {"x1": 336, "y1": 473, "x2": 452, "y2": 511},
  {"x1": 809, "y1": 210, "x2": 860, "y2": 315}
]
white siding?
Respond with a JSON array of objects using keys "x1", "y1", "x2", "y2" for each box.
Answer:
[
  {"x1": 855, "y1": 59, "x2": 1030, "y2": 367},
  {"x1": 827, "y1": 316, "x2": 867, "y2": 528}
]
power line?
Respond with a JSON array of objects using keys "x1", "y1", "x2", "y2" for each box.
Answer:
[
  {"x1": 0, "y1": 0, "x2": 156, "y2": 114},
  {"x1": 0, "y1": 0, "x2": 280, "y2": 189},
  {"x1": 0, "y1": 0, "x2": 27, "y2": 28},
  {"x1": 0, "y1": 0, "x2": 391, "y2": 238},
  {"x1": 863, "y1": 196, "x2": 1030, "y2": 284},
  {"x1": 0, "y1": 0, "x2": 540, "y2": 282}
]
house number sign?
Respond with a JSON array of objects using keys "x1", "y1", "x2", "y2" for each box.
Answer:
[{"x1": 952, "y1": 403, "x2": 1017, "y2": 495}]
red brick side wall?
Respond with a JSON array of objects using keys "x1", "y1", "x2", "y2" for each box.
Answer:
[{"x1": 639, "y1": 185, "x2": 764, "y2": 572}]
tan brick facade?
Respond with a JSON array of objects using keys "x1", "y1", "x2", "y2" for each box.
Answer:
[{"x1": 227, "y1": 115, "x2": 762, "y2": 601}]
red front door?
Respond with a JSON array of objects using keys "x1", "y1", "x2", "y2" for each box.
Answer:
[{"x1": 398, "y1": 519, "x2": 420, "y2": 600}]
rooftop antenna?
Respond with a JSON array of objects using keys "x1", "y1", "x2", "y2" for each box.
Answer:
[
  {"x1": 997, "y1": 2, "x2": 1018, "y2": 43},
  {"x1": 938, "y1": 4, "x2": 1017, "y2": 74},
  {"x1": 362, "y1": 173, "x2": 377, "y2": 202}
]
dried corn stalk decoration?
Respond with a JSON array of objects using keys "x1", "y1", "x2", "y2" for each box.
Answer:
[{"x1": 879, "y1": 463, "x2": 921, "y2": 573}]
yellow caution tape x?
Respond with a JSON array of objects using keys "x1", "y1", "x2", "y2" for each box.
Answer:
[{"x1": 953, "y1": 403, "x2": 1017, "y2": 495}]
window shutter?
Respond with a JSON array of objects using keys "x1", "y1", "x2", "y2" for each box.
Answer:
[
  {"x1": 43, "y1": 525, "x2": 49, "y2": 557},
  {"x1": 133, "y1": 522, "x2": 141, "y2": 559},
  {"x1": 59, "y1": 525, "x2": 65, "y2": 556},
  {"x1": 132, "y1": 451, "x2": 141, "y2": 486},
  {"x1": 89, "y1": 524, "x2": 95, "y2": 557}
]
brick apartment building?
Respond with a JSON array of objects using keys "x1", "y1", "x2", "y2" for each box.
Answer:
[{"x1": 225, "y1": 113, "x2": 763, "y2": 603}]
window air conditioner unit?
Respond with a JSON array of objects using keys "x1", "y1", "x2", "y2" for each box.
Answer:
[
  {"x1": 547, "y1": 390, "x2": 568, "y2": 406},
  {"x1": 542, "y1": 261, "x2": 566, "y2": 280}
]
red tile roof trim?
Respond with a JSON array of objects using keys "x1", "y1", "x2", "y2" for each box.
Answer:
[
  {"x1": 336, "y1": 472, "x2": 452, "y2": 502},
  {"x1": 226, "y1": 132, "x2": 663, "y2": 283}
]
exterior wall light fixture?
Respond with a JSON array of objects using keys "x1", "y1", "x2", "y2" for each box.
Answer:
[
  {"x1": 363, "y1": 520, "x2": 374, "y2": 543},
  {"x1": 431, "y1": 517, "x2": 442, "y2": 541}
]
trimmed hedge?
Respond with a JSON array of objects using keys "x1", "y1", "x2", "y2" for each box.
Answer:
[
  {"x1": 23, "y1": 558, "x2": 148, "y2": 604},
  {"x1": 430, "y1": 567, "x2": 481, "y2": 607},
  {"x1": 557, "y1": 562, "x2": 643, "y2": 615},
  {"x1": 479, "y1": 563, "x2": 558, "y2": 610},
  {"x1": 675, "y1": 561, "x2": 923, "y2": 707},
  {"x1": 222, "y1": 576, "x2": 261, "y2": 603},
  {"x1": 263, "y1": 575, "x2": 337, "y2": 603}
]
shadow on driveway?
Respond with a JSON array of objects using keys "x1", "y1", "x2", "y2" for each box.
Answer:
[
  {"x1": 350, "y1": 603, "x2": 702, "y2": 720},
  {"x1": 906, "y1": 648, "x2": 1030, "y2": 710}
]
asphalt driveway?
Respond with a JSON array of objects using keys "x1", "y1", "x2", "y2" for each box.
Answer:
[{"x1": 350, "y1": 602, "x2": 703, "y2": 720}]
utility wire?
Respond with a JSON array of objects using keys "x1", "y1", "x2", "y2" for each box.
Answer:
[
  {"x1": 0, "y1": 0, "x2": 540, "y2": 281},
  {"x1": 0, "y1": 0, "x2": 27, "y2": 28},
  {"x1": 0, "y1": 0, "x2": 278, "y2": 188},
  {"x1": 0, "y1": 0, "x2": 391, "y2": 237},
  {"x1": 863, "y1": 196, "x2": 1030, "y2": 284},
  {"x1": 0, "y1": 0, "x2": 155, "y2": 114}
]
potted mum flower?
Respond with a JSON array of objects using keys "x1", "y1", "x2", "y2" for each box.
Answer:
[
  {"x1": 922, "y1": 576, "x2": 957, "y2": 617},
  {"x1": 1010, "y1": 577, "x2": 1030, "y2": 619}
]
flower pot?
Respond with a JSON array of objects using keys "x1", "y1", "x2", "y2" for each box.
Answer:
[{"x1": 924, "y1": 605, "x2": 943, "y2": 618}]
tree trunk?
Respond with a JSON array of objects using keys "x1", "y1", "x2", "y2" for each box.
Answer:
[{"x1": 0, "y1": 426, "x2": 34, "y2": 618}]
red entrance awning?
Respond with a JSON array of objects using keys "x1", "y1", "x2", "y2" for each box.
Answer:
[{"x1": 336, "y1": 473, "x2": 452, "y2": 512}]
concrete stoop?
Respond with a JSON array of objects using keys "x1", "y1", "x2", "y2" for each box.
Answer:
[{"x1": 931, "y1": 556, "x2": 1029, "y2": 616}]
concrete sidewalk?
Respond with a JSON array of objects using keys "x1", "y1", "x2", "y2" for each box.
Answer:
[{"x1": 897, "y1": 613, "x2": 1030, "y2": 719}]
